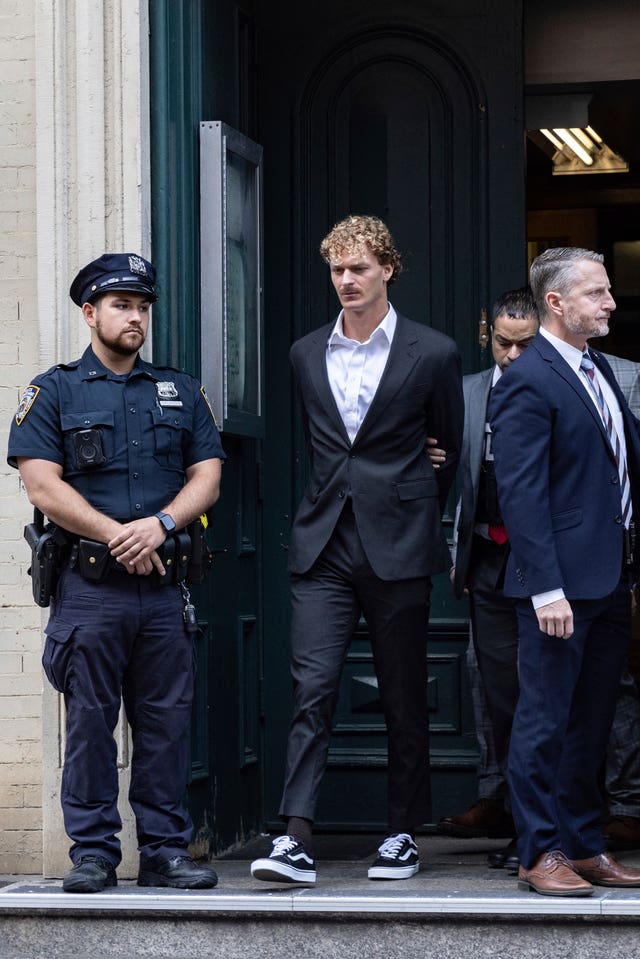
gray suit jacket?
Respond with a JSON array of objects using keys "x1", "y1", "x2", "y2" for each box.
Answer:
[
  {"x1": 602, "y1": 352, "x2": 640, "y2": 418},
  {"x1": 452, "y1": 367, "x2": 494, "y2": 597}
]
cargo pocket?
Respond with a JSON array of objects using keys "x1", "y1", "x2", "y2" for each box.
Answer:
[{"x1": 42, "y1": 621, "x2": 76, "y2": 693}]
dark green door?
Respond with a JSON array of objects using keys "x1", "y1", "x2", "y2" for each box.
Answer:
[
  {"x1": 150, "y1": 0, "x2": 527, "y2": 846},
  {"x1": 258, "y1": 1, "x2": 527, "y2": 830},
  {"x1": 149, "y1": 0, "x2": 266, "y2": 852}
]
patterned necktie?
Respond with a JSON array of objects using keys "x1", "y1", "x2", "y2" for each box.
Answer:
[{"x1": 580, "y1": 352, "x2": 632, "y2": 528}]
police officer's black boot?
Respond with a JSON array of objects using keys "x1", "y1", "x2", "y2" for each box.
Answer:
[
  {"x1": 138, "y1": 855, "x2": 218, "y2": 889},
  {"x1": 63, "y1": 855, "x2": 118, "y2": 893}
]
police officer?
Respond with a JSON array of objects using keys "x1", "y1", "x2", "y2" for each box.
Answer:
[{"x1": 7, "y1": 254, "x2": 225, "y2": 893}]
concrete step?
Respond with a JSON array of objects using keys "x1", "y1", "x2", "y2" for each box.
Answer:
[{"x1": 1, "y1": 836, "x2": 640, "y2": 958}]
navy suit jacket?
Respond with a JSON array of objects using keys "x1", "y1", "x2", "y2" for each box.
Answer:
[
  {"x1": 489, "y1": 331, "x2": 640, "y2": 599},
  {"x1": 287, "y1": 313, "x2": 463, "y2": 580}
]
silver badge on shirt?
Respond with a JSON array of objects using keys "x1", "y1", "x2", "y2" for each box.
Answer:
[{"x1": 155, "y1": 382, "x2": 183, "y2": 408}]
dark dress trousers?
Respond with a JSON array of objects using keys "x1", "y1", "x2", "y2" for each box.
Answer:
[
  {"x1": 281, "y1": 313, "x2": 463, "y2": 832},
  {"x1": 490, "y1": 333, "x2": 640, "y2": 868}
]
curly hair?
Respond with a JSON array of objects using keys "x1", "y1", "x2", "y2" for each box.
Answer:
[{"x1": 320, "y1": 215, "x2": 403, "y2": 285}]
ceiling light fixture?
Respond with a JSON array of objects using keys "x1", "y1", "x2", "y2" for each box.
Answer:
[{"x1": 534, "y1": 126, "x2": 628, "y2": 175}]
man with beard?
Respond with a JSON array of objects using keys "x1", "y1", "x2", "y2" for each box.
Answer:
[
  {"x1": 490, "y1": 247, "x2": 640, "y2": 896},
  {"x1": 7, "y1": 254, "x2": 225, "y2": 892}
]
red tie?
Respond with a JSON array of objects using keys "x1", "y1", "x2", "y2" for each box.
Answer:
[{"x1": 488, "y1": 524, "x2": 508, "y2": 545}]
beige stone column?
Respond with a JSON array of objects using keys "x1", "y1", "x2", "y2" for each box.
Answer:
[{"x1": 35, "y1": 0, "x2": 152, "y2": 878}]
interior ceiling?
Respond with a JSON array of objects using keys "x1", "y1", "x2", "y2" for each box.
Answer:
[
  {"x1": 524, "y1": 0, "x2": 640, "y2": 180},
  {"x1": 526, "y1": 83, "x2": 640, "y2": 178}
]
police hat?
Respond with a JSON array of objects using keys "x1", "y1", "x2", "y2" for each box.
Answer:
[{"x1": 69, "y1": 253, "x2": 158, "y2": 307}]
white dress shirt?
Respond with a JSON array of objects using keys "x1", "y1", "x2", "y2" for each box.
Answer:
[{"x1": 326, "y1": 304, "x2": 397, "y2": 443}]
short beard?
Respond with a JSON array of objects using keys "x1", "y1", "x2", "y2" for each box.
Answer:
[
  {"x1": 564, "y1": 313, "x2": 609, "y2": 339},
  {"x1": 95, "y1": 321, "x2": 144, "y2": 356}
]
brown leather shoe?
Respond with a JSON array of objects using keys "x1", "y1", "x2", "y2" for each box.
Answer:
[
  {"x1": 570, "y1": 852, "x2": 640, "y2": 887},
  {"x1": 517, "y1": 850, "x2": 594, "y2": 897},
  {"x1": 437, "y1": 799, "x2": 514, "y2": 838},
  {"x1": 603, "y1": 816, "x2": 640, "y2": 851}
]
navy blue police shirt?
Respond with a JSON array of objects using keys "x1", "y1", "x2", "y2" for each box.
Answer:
[{"x1": 7, "y1": 346, "x2": 225, "y2": 523}]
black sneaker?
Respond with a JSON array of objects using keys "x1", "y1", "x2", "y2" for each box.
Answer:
[
  {"x1": 251, "y1": 835, "x2": 317, "y2": 884},
  {"x1": 137, "y1": 856, "x2": 218, "y2": 889},
  {"x1": 63, "y1": 855, "x2": 117, "y2": 893},
  {"x1": 368, "y1": 833, "x2": 420, "y2": 880}
]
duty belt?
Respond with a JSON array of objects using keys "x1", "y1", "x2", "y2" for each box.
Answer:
[{"x1": 68, "y1": 531, "x2": 192, "y2": 586}]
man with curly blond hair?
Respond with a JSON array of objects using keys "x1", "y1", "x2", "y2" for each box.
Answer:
[
  {"x1": 251, "y1": 215, "x2": 463, "y2": 884},
  {"x1": 319, "y1": 214, "x2": 403, "y2": 283}
]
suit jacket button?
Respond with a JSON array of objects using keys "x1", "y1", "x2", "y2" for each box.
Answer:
[
  {"x1": 338, "y1": 490, "x2": 345, "y2": 498},
  {"x1": 615, "y1": 515, "x2": 623, "y2": 524},
  {"x1": 612, "y1": 475, "x2": 619, "y2": 484}
]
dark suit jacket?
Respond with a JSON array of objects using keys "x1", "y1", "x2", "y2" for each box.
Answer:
[
  {"x1": 452, "y1": 366, "x2": 494, "y2": 597},
  {"x1": 489, "y1": 331, "x2": 640, "y2": 599},
  {"x1": 287, "y1": 313, "x2": 463, "y2": 581}
]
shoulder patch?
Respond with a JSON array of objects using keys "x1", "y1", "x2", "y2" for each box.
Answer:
[
  {"x1": 15, "y1": 385, "x2": 40, "y2": 425},
  {"x1": 200, "y1": 386, "x2": 220, "y2": 428}
]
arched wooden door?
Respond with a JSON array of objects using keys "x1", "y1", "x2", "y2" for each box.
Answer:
[{"x1": 258, "y1": 3, "x2": 526, "y2": 831}]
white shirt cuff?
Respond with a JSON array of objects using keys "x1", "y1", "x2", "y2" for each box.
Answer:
[{"x1": 531, "y1": 588, "x2": 565, "y2": 610}]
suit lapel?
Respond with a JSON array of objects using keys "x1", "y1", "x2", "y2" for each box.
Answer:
[
  {"x1": 591, "y1": 348, "x2": 639, "y2": 455},
  {"x1": 302, "y1": 323, "x2": 351, "y2": 444},
  {"x1": 536, "y1": 334, "x2": 615, "y2": 455},
  {"x1": 352, "y1": 314, "x2": 420, "y2": 446},
  {"x1": 591, "y1": 349, "x2": 628, "y2": 410},
  {"x1": 468, "y1": 369, "x2": 493, "y2": 498}
]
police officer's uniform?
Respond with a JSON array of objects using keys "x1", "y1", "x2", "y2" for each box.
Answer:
[{"x1": 7, "y1": 254, "x2": 225, "y2": 882}]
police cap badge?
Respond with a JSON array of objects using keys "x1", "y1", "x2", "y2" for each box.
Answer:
[{"x1": 69, "y1": 253, "x2": 158, "y2": 307}]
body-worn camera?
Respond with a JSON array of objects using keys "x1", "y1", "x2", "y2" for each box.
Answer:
[{"x1": 72, "y1": 428, "x2": 106, "y2": 469}]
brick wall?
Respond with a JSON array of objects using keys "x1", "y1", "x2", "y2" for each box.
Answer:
[{"x1": 0, "y1": 0, "x2": 44, "y2": 873}]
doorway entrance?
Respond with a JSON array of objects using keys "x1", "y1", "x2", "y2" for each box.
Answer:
[{"x1": 256, "y1": 2, "x2": 526, "y2": 833}]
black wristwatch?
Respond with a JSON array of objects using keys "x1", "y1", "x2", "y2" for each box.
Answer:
[{"x1": 155, "y1": 511, "x2": 176, "y2": 534}]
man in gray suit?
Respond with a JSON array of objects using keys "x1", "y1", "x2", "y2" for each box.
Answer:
[
  {"x1": 251, "y1": 215, "x2": 463, "y2": 884},
  {"x1": 437, "y1": 289, "x2": 537, "y2": 847}
]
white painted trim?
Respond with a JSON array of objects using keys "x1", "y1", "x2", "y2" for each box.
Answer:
[{"x1": 34, "y1": 0, "x2": 153, "y2": 879}]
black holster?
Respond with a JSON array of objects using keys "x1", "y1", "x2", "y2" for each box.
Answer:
[{"x1": 23, "y1": 509, "x2": 68, "y2": 607}]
